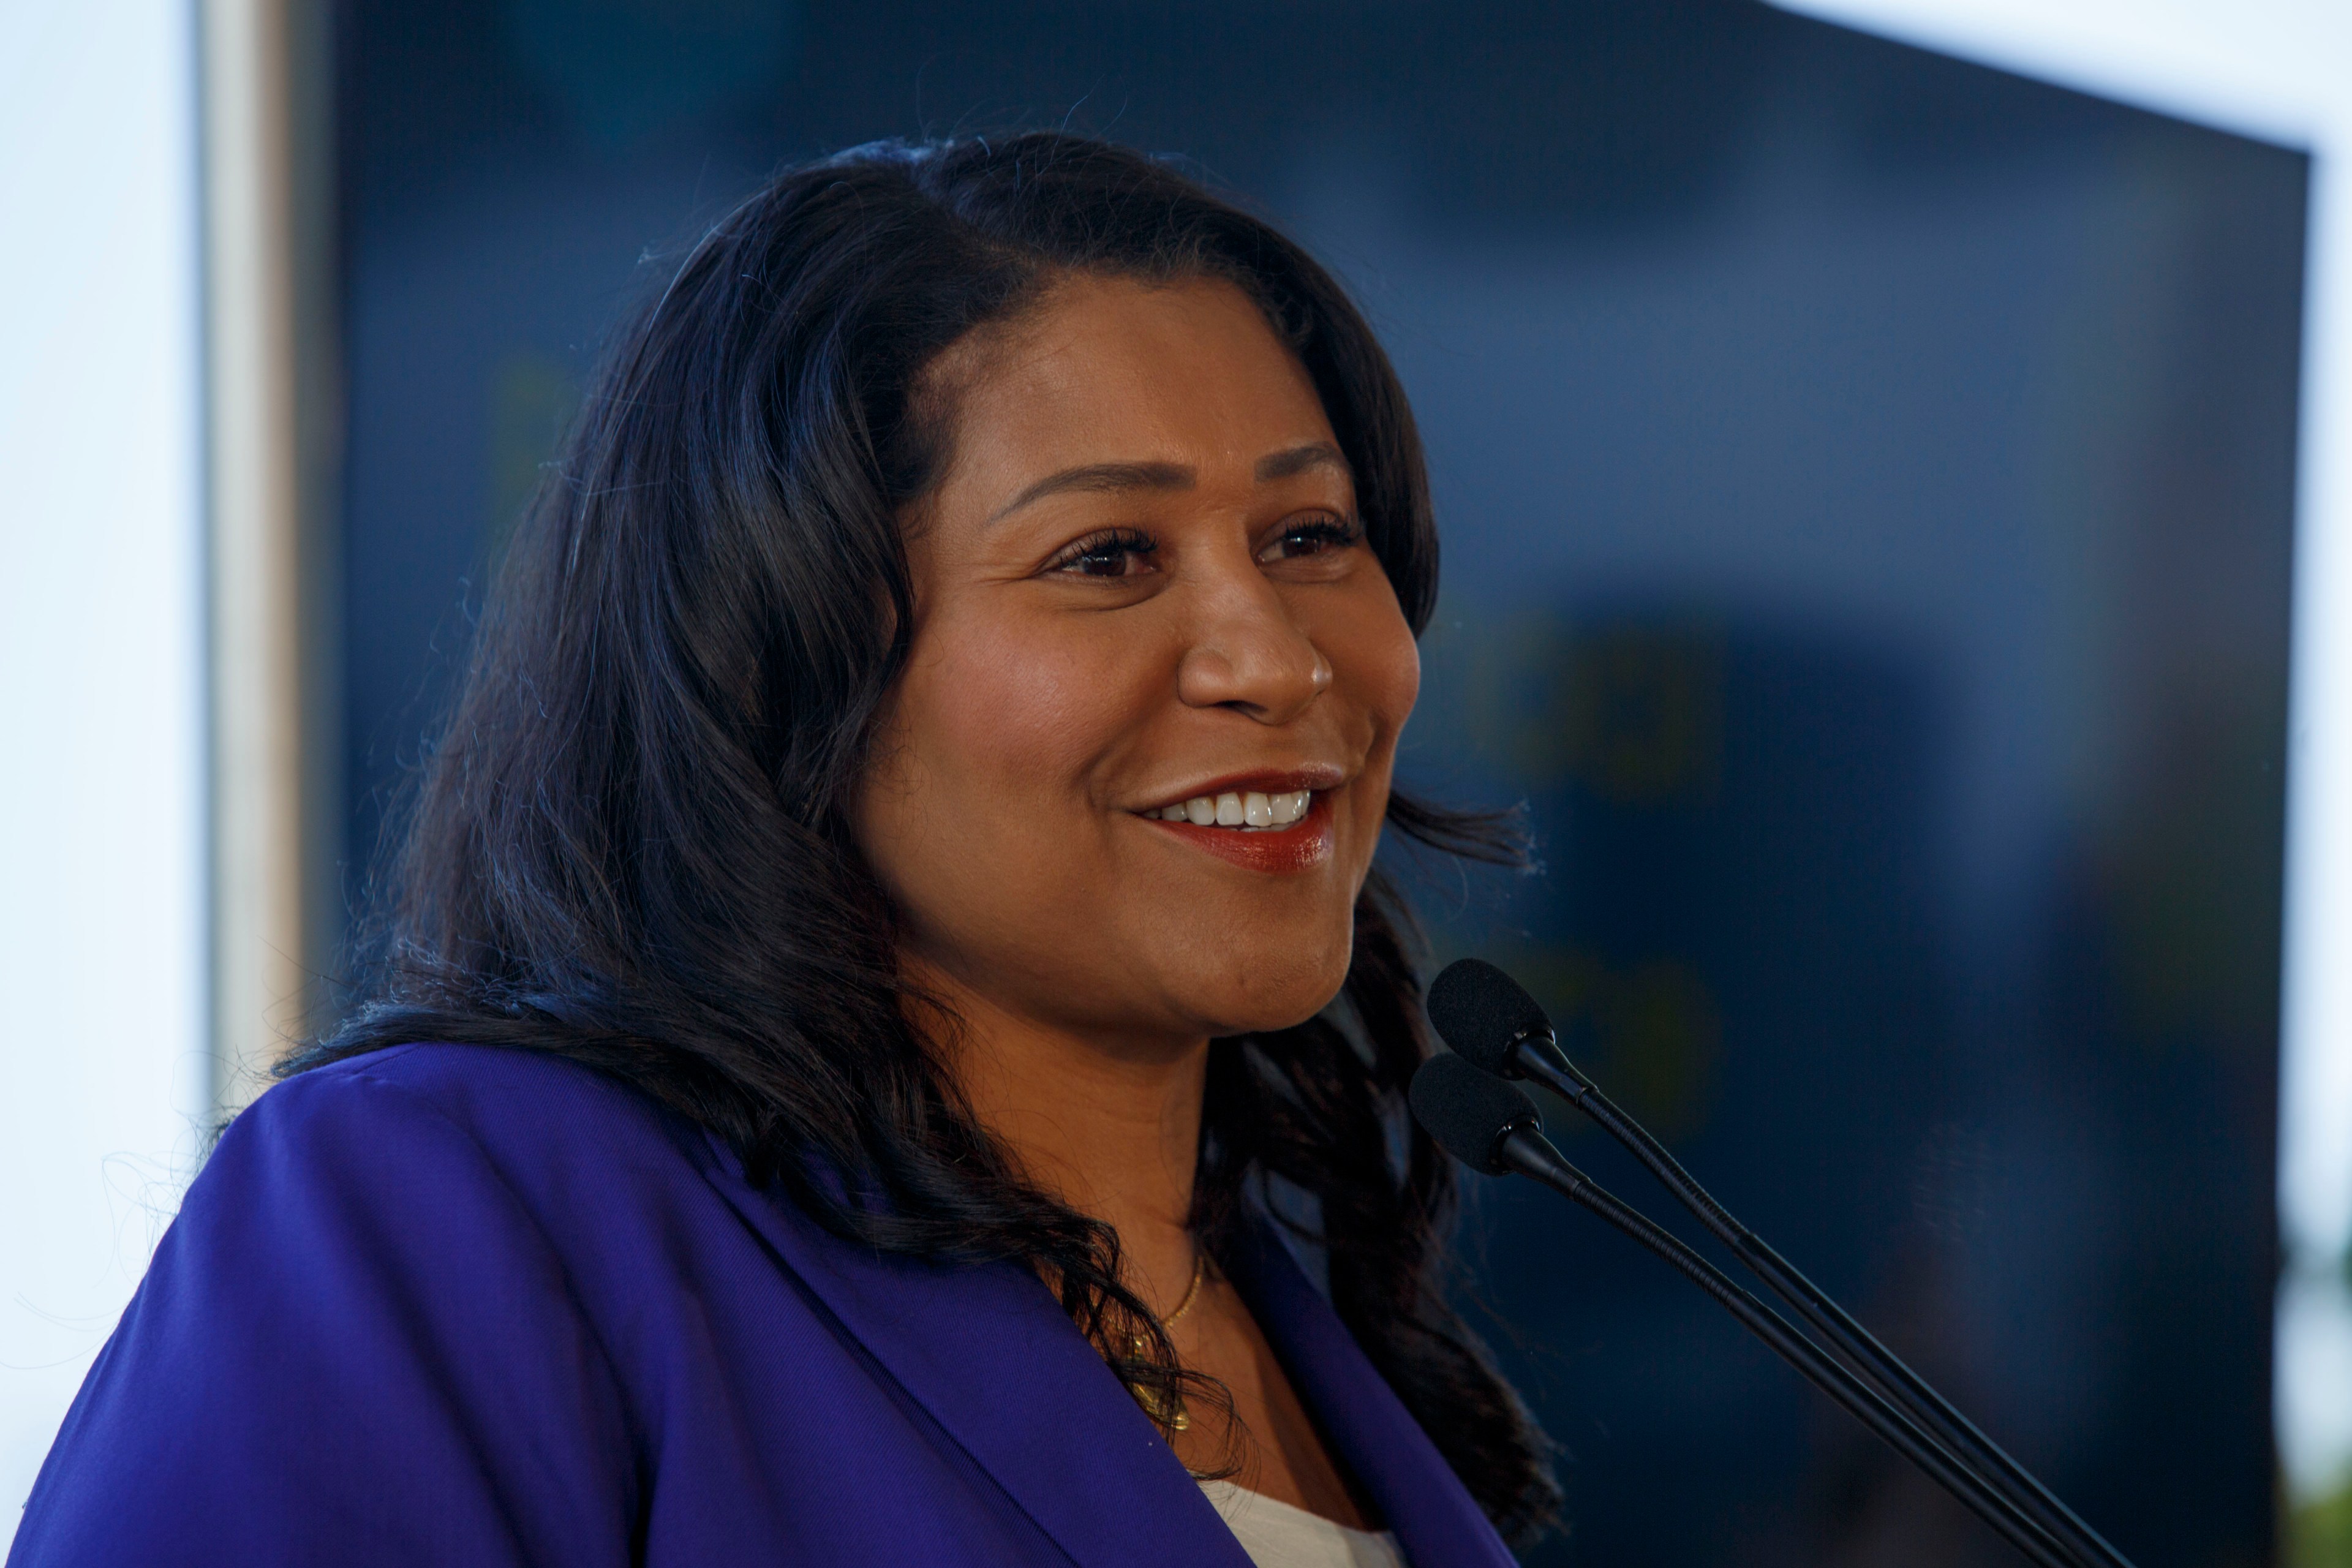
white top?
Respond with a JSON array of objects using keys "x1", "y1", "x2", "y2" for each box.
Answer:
[{"x1": 1197, "y1": 1479, "x2": 1408, "y2": 1568}]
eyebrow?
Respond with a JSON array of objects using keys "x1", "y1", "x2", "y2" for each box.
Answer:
[
  {"x1": 1254, "y1": 442, "x2": 1348, "y2": 482},
  {"x1": 986, "y1": 442, "x2": 1352, "y2": 522},
  {"x1": 989, "y1": 461, "x2": 1194, "y2": 522}
]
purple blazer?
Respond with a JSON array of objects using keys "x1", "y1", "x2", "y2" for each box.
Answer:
[{"x1": 11, "y1": 1043, "x2": 1515, "y2": 1566}]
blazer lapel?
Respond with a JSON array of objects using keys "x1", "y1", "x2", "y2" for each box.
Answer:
[
  {"x1": 1224, "y1": 1221, "x2": 1520, "y2": 1568},
  {"x1": 692, "y1": 1133, "x2": 1252, "y2": 1568}
]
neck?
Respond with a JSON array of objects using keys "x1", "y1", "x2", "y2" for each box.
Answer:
[{"x1": 907, "y1": 955, "x2": 1208, "y2": 1313}]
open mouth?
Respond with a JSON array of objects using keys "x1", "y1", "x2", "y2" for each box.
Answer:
[
  {"x1": 1133, "y1": 778, "x2": 1337, "y2": 875},
  {"x1": 1136, "y1": 788, "x2": 1315, "y2": 831}
]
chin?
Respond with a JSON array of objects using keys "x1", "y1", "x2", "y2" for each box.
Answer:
[{"x1": 1189, "y1": 930, "x2": 1357, "y2": 1038}]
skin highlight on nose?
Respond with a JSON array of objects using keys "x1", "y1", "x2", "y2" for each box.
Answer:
[{"x1": 1175, "y1": 628, "x2": 1333, "y2": 723}]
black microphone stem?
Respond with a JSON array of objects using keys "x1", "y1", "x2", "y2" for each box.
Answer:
[
  {"x1": 1511, "y1": 1039, "x2": 2131, "y2": 1568},
  {"x1": 1497, "y1": 1126, "x2": 2077, "y2": 1568}
]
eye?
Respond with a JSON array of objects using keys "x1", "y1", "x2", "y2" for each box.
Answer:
[
  {"x1": 1257, "y1": 514, "x2": 1366, "y2": 564},
  {"x1": 1046, "y1": 527, "x2": 1158, "y2": 579}
]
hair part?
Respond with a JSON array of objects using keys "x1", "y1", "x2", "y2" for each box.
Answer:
[{"x1": 296, "y1": 131, "x2": 1558, "y2": 1543}]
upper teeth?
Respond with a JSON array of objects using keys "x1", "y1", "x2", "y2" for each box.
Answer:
[{"x1": 1148, "y1": 789, "x2": 1313, "y2": 829}]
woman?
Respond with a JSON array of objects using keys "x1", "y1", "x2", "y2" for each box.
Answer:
[{"x1": 13, "y1": 133, "x2": 1556, "y2": 1567}]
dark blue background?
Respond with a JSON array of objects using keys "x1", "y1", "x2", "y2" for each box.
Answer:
[{"x1": 329, "y1": 2, "x2": 2304, "y2": 1561}]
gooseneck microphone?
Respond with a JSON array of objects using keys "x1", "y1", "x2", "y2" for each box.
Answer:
[
  {"x1": 1415, "y1": 959, "x2": 2135, "y2": 1568},
  {"x1": 1425, "y1": 957, "x2": 2132, "y2": 1568},
  {"x1": 1407, "y1": 1055, "x2": 2075, "y2": 1568}
]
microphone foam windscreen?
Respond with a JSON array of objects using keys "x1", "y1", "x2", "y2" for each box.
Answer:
[
  {"x1": 1425, "y1": 959, "x2": 1555, "y2": 1074},
  {"x1": 1409, "y1": 1052, "x2": 1542, "y2": 1175}
]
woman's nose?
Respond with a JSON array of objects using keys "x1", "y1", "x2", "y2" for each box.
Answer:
[{"x1": 1174, "y1": 570, "x2": 1333, "y2": 725}]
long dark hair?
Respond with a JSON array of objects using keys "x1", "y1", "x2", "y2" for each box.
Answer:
[{"x1": 298, "y1": 132, "x2": 1559, "y2": 1542}]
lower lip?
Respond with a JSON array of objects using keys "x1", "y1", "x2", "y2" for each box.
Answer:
[{"x1": 1142, "y1": 791, "x2": 1338, "y2": 875}]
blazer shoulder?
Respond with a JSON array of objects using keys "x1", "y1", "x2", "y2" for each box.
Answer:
[
  {"x1": 18, "y1": 1042, "x2": 657, "y2": 1566},
  {"x1": 219, "y1": 1042, "x2": 746, "y2": 1256},
  {"x1": 247, "y1": 1041, "x2": 687, "y2": 1161}
]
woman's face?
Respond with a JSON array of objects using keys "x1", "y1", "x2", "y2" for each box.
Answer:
[{"x1": 854, "y1": 274, "x2": 1420, "y2": 1052}]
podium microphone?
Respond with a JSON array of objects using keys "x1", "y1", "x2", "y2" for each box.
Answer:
[
  {"x1": 1415, "y1": 958, "x2": 2135, "y2": 1568},
  {"x1": 1408, "y1": 1055, "x2": 2073, "y2": 1566}
]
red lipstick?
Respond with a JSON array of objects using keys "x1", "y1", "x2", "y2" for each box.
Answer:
[{"x1": 1142, "y1": 788, "x2": 1337, "y2": 875}]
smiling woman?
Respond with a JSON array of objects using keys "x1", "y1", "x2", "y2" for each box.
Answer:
[{"x1": 11, "y1": 134, "x2": 1556, "y2": 1568}]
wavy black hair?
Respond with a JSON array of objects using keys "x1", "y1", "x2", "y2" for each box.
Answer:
[{"x1": 296, "y1": 132, "x2": 1559, "y2": 1543}]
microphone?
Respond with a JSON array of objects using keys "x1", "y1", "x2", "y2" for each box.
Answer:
[
  {"x1": 1407, "y1": 1053, "x2": 2076, "y2": 1568},
  {"x1": 1424, "y1": 959, "x2": 2132, "y2": 1568}
]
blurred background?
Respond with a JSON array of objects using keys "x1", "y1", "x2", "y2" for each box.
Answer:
[{"x1": 5, "y1": 1, "x2": 2349, "y2": 1563}]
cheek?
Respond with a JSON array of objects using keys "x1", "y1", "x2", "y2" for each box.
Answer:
[
  {"x1": 1326, "y1": 578, "x2": 1422, "y2": 755},
  {"x1": 1374, "y1": 616, "x2": 1422, "y2": 733},
  {"x1": 915, "y1": 620, "x2": 1131, "y2": 802},
  {"x1": 864, "y1": 608, "x2": 1146, "y2": 871}
]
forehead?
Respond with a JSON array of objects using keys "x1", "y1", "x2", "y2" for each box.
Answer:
[{"x1": 930, "y1": 273, "x2": 1340, "y2": 494}]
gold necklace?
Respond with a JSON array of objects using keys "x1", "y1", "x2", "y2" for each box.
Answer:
[
  {"x1": 1129, "y1": 1250, "x2": 1207, "y2": 1432},
  {"x1": 1161, "y1": 1251, "x2": 1207, "y2": 1328}
]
